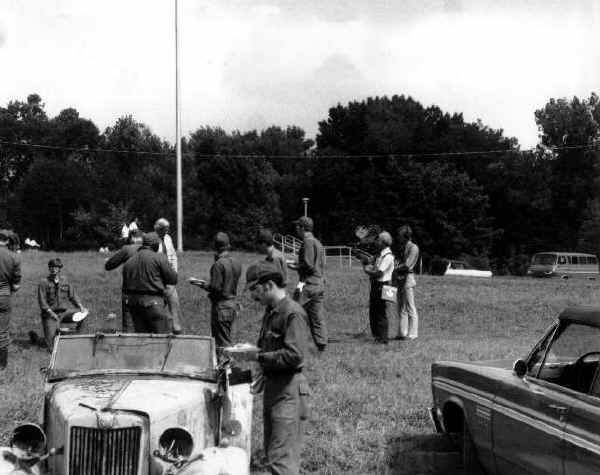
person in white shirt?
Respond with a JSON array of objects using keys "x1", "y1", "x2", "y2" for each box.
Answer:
[
  {"x1": 362, "y1": 231, "x2": 395, "y2": 344},
  {"x1": 154, "y1": 218, "x2": 182, "y2": 333}
]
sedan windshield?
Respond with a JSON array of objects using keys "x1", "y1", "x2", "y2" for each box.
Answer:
[{"x1": 48, "y1": 335, "x2": 215, "y2": 380}]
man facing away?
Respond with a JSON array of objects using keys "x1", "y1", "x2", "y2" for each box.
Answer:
[
  {"x1": 362, "y1": 231, "x2": 395, "y2": 344},
  {"x1": 190, "y1": 232, "x2": 241, "y2": 350},
  {"x1": 245, "y1": 260, "x2": 310, "y2": 475},
  {"x1": 122, "y1": 232, "x2": 177, "y2": 333},
  {"x1": 256, "y1": 228, "x2": 288, "y2": 285},
  {"x1": 37, "y1": 258, "x2": 86, "y2": 351},
  {"x1": 154, "y1": 218, "x2": 183, "y2": 333},
  {"x1": 0, "y1": 230, "x2": 21, "y2": 368},
  {"x1": 104, "y1": 229, "x2": 143, "y2": 332},
  {"x1": 394, "y1": 225, "x2": 419, "y2": 340},
  {"x1": 287, "y1": 216, "x2": 327, "y2": 351}
]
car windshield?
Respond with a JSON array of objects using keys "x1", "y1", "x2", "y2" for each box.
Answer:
[
  {"x1": 48, "y1": 334, "x2": 216, "y2": 380},
  {"x1": 532, "y1": 253, "x2": 557, "y2": 265}
]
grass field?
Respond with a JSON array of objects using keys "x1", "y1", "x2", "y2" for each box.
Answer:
[{"x1": 1, "y1": 250, "x2": 599, "y2": 474}]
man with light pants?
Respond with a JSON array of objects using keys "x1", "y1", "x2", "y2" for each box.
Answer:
[{"x1": 394, "y1": 225, "x2": 419, "y2": 339}]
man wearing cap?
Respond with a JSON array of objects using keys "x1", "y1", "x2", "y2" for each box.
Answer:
[
  {"x1": 190, "y1": 232, "x2": 241, "y2": 349},
  {"x1": 0, "y1": 230, "x2": 21, "y2": 368},
  {"x1": 122, "y1": 232, "x2": 178, "y2": 333},
  {"x1": 362, "y1": 231, "x2": 395, "y2": 344},
  {"x1": 288, "y1": 216, "x2": 327, "y2": 351},
  {"x1": 105, "y1": 229, "x2": 143, "y2": 332},
  {"x1": 37, "y1": 258, "x2": 86, "y2": 350},
  {"x1": 154, "y1": 218, "x2": 183, "y2": 333},
  {"x1": 245, "y1": 260, "x2": 310, "y2": 475},
  {"x1": 257, "y1": 228, "x2": 288, "y2": 286}
]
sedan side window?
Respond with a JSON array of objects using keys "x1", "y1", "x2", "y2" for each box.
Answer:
[{"x1": 535, "y1": 323, "x2": 600, "y2": 394}]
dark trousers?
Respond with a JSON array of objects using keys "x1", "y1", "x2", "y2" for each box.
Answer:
[
  {"x1": 210, "y1": 301, "x2": 237, "y2": 349},
  {"x1": 125, "y1": 295, "x2": 170, "y2": 333},
  {"x1": 0, "y1": 295, "x2": 10, "y2": 368},
  {"x1": 263, "y1": 373, "x2": 309, "y2": 475},
  {"x1": 369, "y1": 281, "x2": 389, "y2": 342},
  {"x1": 41, "y1": 308, "x2": 78, "y2": 351},
  {"x1": 294, "y1": 282, "x2": 327, "y2": 347},
  {"x1": 121, "y1": 294, "x2": 133, "y2": 332}
]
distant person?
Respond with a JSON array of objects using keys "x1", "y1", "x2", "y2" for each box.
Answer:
[
  {"x1": 362, "y1": 231, "x2": 395, "y2": 344},
  {"x1": 288, "y1": 216, "x2": 327, "y2": 351},
  {"x1": 190, "y1": 232, "x2": 241, "y2": 351},
  {"x1": 393, "y1": 225, "x2": 419, "y2": 340},
  {"x1": 105, "y1": 229, "x2": 143, "y2": 331},
  {"x1": 244, "y1": 260, "x2": 310, "y2": 475},
  {"x1": 154, "y1": 218, "x2": 183, "y2": 334},
  {"x1": 122, "y1": 232, "x2": 178, "y2": 333},
  {"x1": 256, "y1": 228, "x2": 288, "y2": 285},
  {"x1": 37, "y1": 258, "x2": 86, "y2": 351},
  {"x1": 0, "y1": 230, "x2": 21, "y2": 368}
]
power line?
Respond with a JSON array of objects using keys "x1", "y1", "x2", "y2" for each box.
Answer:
[{"x1": 0, "y1": 138, "x2": 599, "y2": 159}]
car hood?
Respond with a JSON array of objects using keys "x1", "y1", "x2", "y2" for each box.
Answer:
[{"x1": 49, "y1": 375, "x2": 217, "y2": 423}]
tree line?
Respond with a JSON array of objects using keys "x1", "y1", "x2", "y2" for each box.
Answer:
[{"x1": 1, "y1": 92, "x2": 600, "y2": 275}]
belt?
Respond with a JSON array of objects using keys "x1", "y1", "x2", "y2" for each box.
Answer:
[{"x1": 124, "y1": 289, "x2": 164, "y2": 296}]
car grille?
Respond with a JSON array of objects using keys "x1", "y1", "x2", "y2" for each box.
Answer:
[{"x1": 69, "y1": 426, "x2": 141, "y2": 475}]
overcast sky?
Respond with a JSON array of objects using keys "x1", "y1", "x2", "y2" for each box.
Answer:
[{"x1": 1, "y1": 0, "x2": 599, "y2": 148}]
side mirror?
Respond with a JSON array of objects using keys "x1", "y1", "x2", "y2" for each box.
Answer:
[{"x1": 513, "y1": 359, "x2": 527, "y2": 378}]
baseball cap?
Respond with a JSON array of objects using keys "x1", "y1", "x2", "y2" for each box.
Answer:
[
  {"x1": 245, "y1": 260, "x2": 284, "y2": 290},
  {"x1": 48, "y1": 258, "x2": 63, "y2": 268},
  {"x1": 293, "y1": 216, "x2": 313, "y2": 231}
]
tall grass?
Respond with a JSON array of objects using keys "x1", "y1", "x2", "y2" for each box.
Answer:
[{"x1": 1, "y1": 251, "x2": 598, "y2": 473}]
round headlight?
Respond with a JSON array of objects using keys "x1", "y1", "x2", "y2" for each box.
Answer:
[{"x1": 158, "y1": 428, "x2": 194, "y2": 458}]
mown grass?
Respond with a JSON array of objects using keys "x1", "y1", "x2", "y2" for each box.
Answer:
[{"x1": 1, "y1": 251, "x2": 599, "y2": 473}]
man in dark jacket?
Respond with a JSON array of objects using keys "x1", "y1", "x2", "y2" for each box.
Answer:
[
  {"x1": 104, "y1": 229, "x2": 143, "y2": 331},
  {"x1": 122, "y1": 232, "x2": 177, "y2": 333},
  {"x1": 190, "y1": 232, "x2": 241, "y2": 349},
  {"x1": 288, "y1": 216, "x2": 327, "y2": 351},
  {"x1": 0, "y1": 230, "x2": 21, "y2": 368},
  {"x1": 244, "y1": 260, "x2": 310, "y2": 475}
]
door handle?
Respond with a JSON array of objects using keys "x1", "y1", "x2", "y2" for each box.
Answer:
[{"x1": 548, "y1": 404, "x2": 569, "y2": 417}]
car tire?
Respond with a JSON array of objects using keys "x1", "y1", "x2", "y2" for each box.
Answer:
[{"x1": 462, "y1": 419, "x2": 485, "y2": 475}]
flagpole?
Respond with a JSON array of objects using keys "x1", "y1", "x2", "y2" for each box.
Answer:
[{"x1": 175, "y1": 0, "x2": 183, "y2": 251}]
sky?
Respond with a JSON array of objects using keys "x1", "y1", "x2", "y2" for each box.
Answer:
[{"x1": 1, "y1": 0, "x2": 600, "y2": 149}]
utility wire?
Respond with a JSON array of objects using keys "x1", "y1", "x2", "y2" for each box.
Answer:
[{"x1": 1, "y1": 138, "x2": 598, "y2": 160}]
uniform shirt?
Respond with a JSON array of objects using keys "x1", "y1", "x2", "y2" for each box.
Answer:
[
  {"x1": 297, "y1": 232, "x2": 324, "y2": 285},
  {"x1": 266, "y1": 247, "x2": 288, "y2": 284},
  {"x1": 157, "y1": 233, "x2": 178, "y2": 272},
  {"x1": 375, "y1": 247, "x2": 395, "y2": 282},
  {"x1": 122, "y1": 247, "x2": 177, "y2": 295},
  {"x1": 207, "y1": 251, "x2": 241, "y2": 302},
  {"x1": 38, "y1": 275, "x2": 82, "y2": 314},
  {"x1": 0, "y1": 246, "x2": 21, "y2": 296},
  {"x1": 104, "y1": 243, "x2": 141, "y2": 271},
  {"x1": 257, "y1": 296, "x2": 308, "y2": 376}
]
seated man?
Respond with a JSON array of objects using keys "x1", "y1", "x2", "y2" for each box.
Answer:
[{"x1": 35, "y1": 258, "x2": 86, "y2": 350}]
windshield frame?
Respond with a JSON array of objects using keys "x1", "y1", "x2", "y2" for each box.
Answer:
[{"x1": 47, "y1": 333, "x2": 217, "y2": 381}]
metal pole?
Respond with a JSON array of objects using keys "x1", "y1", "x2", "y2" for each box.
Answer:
[
  {"x1": 302, "y1": 197, "x2": 309, "y2": 218},
  {"x1": 175, "y1": 0, "x2": 183, "y2": 251}
]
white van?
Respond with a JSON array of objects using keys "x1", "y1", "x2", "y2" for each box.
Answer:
[{"x1": 527, "y1": 252, "x2": 599, "y2": 277}]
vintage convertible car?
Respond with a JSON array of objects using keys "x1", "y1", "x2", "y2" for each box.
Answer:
[
  {"x1": 0, "y1": 333, "x2": 253, "y2": 475},
  {"x1": 431, "y1": 306, "x2": 600, "y2": 474}
]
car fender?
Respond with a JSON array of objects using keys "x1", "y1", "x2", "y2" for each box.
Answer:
[
  {"x1": 0, "y1": 447, "x2": 41, "y2": 475},
  {"x1": 174, "y1": 446, "x2": 248, "y2": 475}
]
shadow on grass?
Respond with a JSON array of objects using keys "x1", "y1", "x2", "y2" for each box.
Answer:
[{"x1": 386, "y1": 433, "x2": 465, "y2": 475}]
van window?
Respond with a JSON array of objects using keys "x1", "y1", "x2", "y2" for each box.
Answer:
[{"x1": 558, "y1": 256, "x2": 567, "y2": 265}]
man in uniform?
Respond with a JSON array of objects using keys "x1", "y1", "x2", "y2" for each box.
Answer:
[
  {"x1": 122, "y1": 232, "x2": 177, "y2": 333},
  {"x1": 154, "y1": 218, "x2": 183, "y2": 333},
  {"x1": 257, "y1": 228, "x2": 288, "y2": 285},
  {"x1": 104, "y1": 229, "x2": 143, "y2": 331},
  {"x1": 0, "y1": 230, "x2": 21, "y2": 368},
  {"x1": 288, "y1": 216, "x2": 327, "y2": 351},
  {"x1": 245, "y1": 260, "x2": 310, "y2": 475},
  {"x1": 190, "y1": 232, "x2": 241, "y2": 350},
  {"x1": 37, "y1": 258, "x2": 86, "y2": 350},
  {"x1": 394, "y1": 225, "x2": 420, "y2": 340}
]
